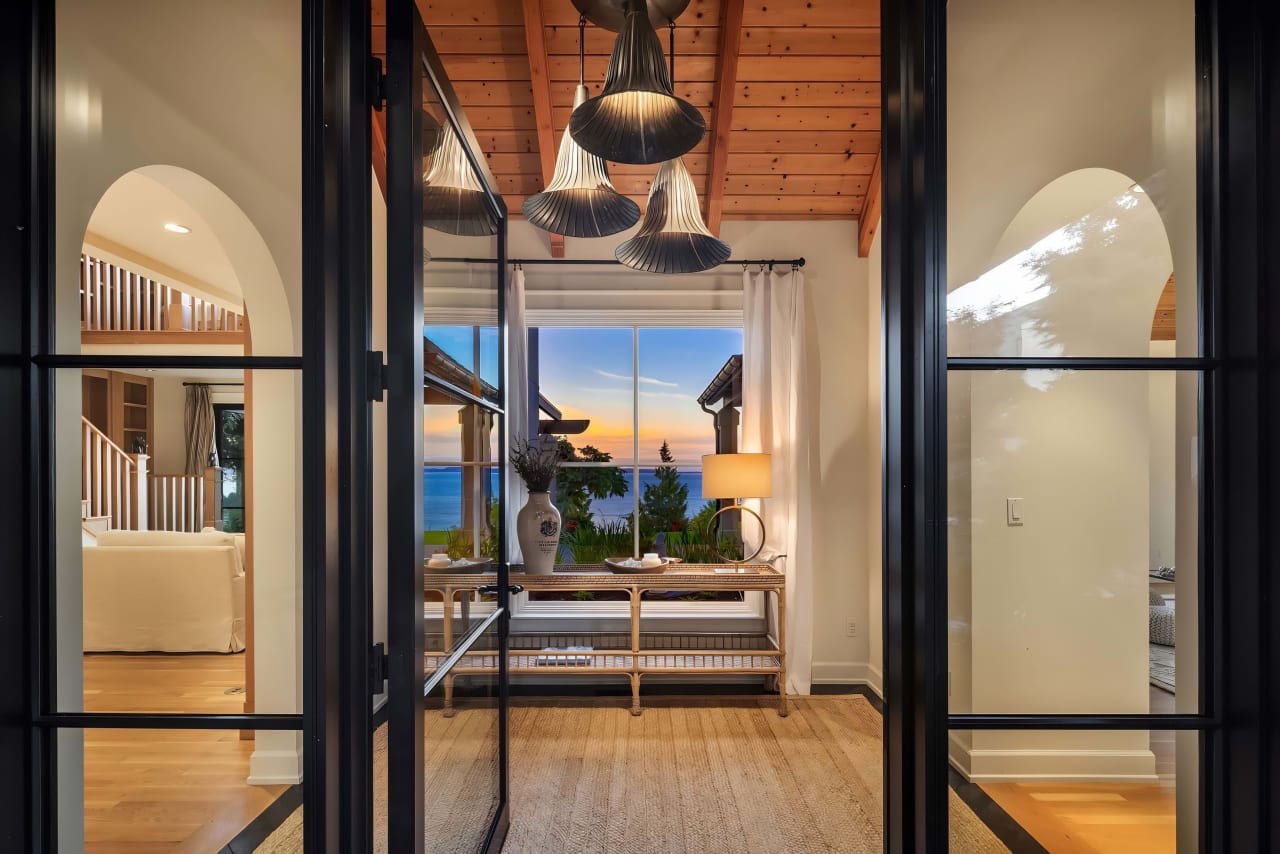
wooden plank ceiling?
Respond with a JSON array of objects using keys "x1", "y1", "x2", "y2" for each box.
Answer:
[{"x1": 373, "y1": 0, "x2": 880, "y2": 233}]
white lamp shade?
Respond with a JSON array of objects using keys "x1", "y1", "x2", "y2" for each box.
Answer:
[{"x1": 701, "y1": 453, "x2": 772, "y2": 500}]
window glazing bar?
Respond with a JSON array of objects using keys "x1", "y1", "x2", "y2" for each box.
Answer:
[
  {"x1": 946, "y1": 357, "x2": 1216, "y2": 371},
  {"x1": 33, "y1": 354, "x2": 305, "y2": 370},
  {"x1": 36, "y1": 713, "x2": 304, "y2": 730},
  {"x1": 950, "y1": 714, "x2": 1215, "y2": 730}
]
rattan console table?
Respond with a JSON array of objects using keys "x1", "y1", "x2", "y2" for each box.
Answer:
[{"x1": 423, "y1": 564, "x2": 787, "y2": 717}]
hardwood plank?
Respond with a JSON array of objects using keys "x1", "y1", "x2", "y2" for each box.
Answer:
[
  {"x1": 735, "y1": 81, "x2": 880, "y2": 108},
  {"x1": 721, "y1": 194, "x2": 863, "y2": 214},
  {"x1": 452, "y1": 79, "x2": 537, "y2": 107},
  {"x1": 857, "y1": 149, "x2": 881, "y2": 257},
  {"x1": 396, "y1": 24, "x2": 528, "y2": 54},
  {"x1": 417, "y1": 0, "x2": 526, "y2": 27},
  {"x1": 736, "y1": 55, "x2": 879, "y2": 82},
  {"x1": 730, "y1": 106, "x2": 880, "y2": 131},
  {"x1": 722, "y1": 174, "x2": 869, "y2": 196},
  {"x1": 705, "y1": 0, "x2": 746, "y2": 236},
  {"x1": 740, "y1": 26, "x2": 880, "y2": 56},
  {"x1": 726, "y1": 152, "x2": 878, "y2": 174},
  {"x1": 741, "y1": 0, "x2": 879, "y2": 28},
  {"x1": 520, "y1": 0, "x2": 565, "y2": 257},
  {"x1": 727, "y1": 130, "x2": 880, "y2": 153},
  {"x1": 459, "y1": 105, "x2": 539, "y2": 130},
  {"x1": 437, "y1": 54, "x2": 533, "y2": 82},
  {"x1": 1151, "y1": 273, "x2": 1177, "y2": 340},
  {"x1": 81, "y1": 654, "x2": 283, "y2": 853}
]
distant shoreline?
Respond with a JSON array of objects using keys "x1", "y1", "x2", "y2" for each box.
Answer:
[{"x1": 424, "y1": 466, "x2": 706, "y2": 530}]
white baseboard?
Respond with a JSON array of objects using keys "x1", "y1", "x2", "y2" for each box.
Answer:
[
  {"x1": 249, "y1": 747, "x2": 304, "y2": 785},
  {"x1": 949, "y1": 742, "x2": 1158, "y2": 784},
  {"x1": 811, "y1": 660, "x2": 882, "y2": 698}
]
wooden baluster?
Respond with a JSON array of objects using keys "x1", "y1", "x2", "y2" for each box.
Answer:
[{"x1": 93, "y1": 259, "x2": 102, "y2": 330}]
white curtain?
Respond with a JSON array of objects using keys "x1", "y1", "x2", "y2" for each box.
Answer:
[
  {"x1": 505, "y1": 267, "x2": 530, "y2": 564},
  {"x1": 742, "y1": 267, "x2": 814, "y2": 695}
]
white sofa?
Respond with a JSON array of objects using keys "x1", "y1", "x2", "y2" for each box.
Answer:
[{"x1": 84, "y1": 530, "x2": 246, "y2": 653}]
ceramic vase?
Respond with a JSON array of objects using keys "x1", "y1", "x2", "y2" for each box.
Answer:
[{"x1": 517, "y1": 491, "x2": 561, "y2": 574}]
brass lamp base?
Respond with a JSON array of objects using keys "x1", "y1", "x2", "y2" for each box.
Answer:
[{"x1": 707, "y1": 500, "x2": 766, "y2": 567}]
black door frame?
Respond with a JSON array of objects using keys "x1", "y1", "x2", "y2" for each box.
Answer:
[
  {"x1": 385, "y1": 3, "x2": 512, "y2": 852},
  {"x1": 1, "y1": 0, "x2": 374, "y2": 850},
  {"x1": 880, "y1": 0, "x2": 1280, "y2": 849}
]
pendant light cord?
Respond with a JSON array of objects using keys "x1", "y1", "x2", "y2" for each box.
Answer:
[
  {"x1": 578, "y1": 14, "x2": 586, "y2": 87},
  {"x1": 668, "y1": 19, "x2": 676, "y2": 82}
]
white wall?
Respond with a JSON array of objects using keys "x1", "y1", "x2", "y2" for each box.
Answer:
[
  {"x1": 946, "y1": 0, "x2": 1197, "y2": 789},
  {"x1": 57, "y1": 0, "x2": 305, "y2": 799},
  {"x1": 865, "y1": 229, "x2": 883, "y2": 696}
]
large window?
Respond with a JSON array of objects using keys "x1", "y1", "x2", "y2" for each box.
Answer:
[{"x1": 533, "y1": 326, "x2": 744, "y2": 572}]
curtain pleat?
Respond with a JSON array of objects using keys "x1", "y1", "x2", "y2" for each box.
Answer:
[
  {"x1": 184, "y1": 384, "x2": 217, "y2": 474},
  {"x1": 742, "y1": 268, "x2": 814, "y2": 695},
  {"x1": 505, "y1": 269, "x2": 530, "y2": 564}
]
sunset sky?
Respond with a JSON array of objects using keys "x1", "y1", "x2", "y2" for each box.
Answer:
[{"x1": 423, "y1": 326, "x2": 743, "y2": 464}]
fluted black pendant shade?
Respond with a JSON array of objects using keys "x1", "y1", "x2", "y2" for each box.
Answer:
[
  {"x1": 615, "y1": 157, "x2": 731, "y2": 274},
  {"x1": 423, "y1": 124, "x2": 497, "y2": 237},
  {"x1": 523, "y1": 85, "x2": 641, "y2": 237},
  {"x1": 568, "y1": 0, "x2": 705, "y2": 165}
]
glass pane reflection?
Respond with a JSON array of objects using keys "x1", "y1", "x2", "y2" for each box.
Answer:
[{"x1": 948, "y1": 370, "x2": 1198, "y2": 715}]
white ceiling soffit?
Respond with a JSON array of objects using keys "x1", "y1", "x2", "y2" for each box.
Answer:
[{"x1": 85, "y1": 170, "x2": 243, "y2": 310}]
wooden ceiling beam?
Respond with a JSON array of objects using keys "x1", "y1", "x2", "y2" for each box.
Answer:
[
  {"x1": 704, "y1": 0, "x2": 745, "y2": 237},
  {"x1": 857, "y1": 149, "x2": 881, "y2": 257},
  {"x1": 520, "y1": 0, "x2": 564, "y2": 257}
]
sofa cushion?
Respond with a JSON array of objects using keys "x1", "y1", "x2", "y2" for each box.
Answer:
[{"x1": 97, "y1": 530, "x2": 243, "y2": 573}]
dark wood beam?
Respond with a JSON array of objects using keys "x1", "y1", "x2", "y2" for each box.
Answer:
[
  {"x1": 857, "y1": 148, "x2": 881, "y2": 257},
  {"x1": 520, "y1": 0, "x2": 565, "y2": 257},
  {"x1": 703, "y1": 0, "x2": 745, "y2": 236}
]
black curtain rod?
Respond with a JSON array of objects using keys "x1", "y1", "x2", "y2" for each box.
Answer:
[
  {"x1": 429, "y1": 257, "x2": 805, "y2": 268},
  {"x1": 182, "y1": 382, "x2": 245, "y2": 387}
]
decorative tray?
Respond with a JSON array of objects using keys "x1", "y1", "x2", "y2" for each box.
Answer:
[
  {"x1": 425, "y1": 557, "x2": 493, "y2": 574},
  {"x1": 604, "y1": 557, "x2": 674, "y2": 574}
]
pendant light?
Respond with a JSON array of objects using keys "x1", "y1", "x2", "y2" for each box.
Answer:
[
  {"x1": 423, "y1": 117, "x2": 497, "y2": 237},
  {"x1": 615, "y1": 157, "x2": 731, "y2": 274},
  {"x1": 522, "y1": 16, "x2": 640, "y2": 237},
  {"x1": 568, "y1": 0, "x2": 705, "y2": 165}
]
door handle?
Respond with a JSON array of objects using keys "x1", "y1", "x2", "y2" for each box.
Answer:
[{"x1": 476, "y1": 584, "x2": 524, "y2": 595}]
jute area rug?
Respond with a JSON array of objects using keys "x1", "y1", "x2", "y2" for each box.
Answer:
[{"x1": 255, "y1": 696, "x2": 1008, "y2": 853}]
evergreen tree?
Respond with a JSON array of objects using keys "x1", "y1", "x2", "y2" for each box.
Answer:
[
  {"x1": 640, "y1": 440, "x2": 689, "y2": 534},
  {"x1": 554, "y1": 438, "x2": 627, "y2": 532}
]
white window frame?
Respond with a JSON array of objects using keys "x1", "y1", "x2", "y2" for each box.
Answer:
[{"x1": 504, "y1": 322, "x2": 764, "y2": 631}]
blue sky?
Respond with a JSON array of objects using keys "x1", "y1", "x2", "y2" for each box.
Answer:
[{"x1": 424, "y1": 325, "x2": 743, "y2": 463}]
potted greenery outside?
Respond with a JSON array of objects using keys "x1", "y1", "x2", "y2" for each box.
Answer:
[{"x1": 511, "y1": 436, "x2": 562, "y2": 574}]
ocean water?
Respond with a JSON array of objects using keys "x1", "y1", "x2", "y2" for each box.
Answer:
[{"x1": 423, "y1": 466, "x2": 705, "y2": 530}]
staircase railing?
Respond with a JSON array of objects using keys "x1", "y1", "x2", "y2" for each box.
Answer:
[
  {"x1": 81, "y1": 417, "x2": 148, "y2": 531},
  {"x1": 80, "y1": 253, "x2": 243, "y2": 333},
  {"x1": 149, "y1": 474, "x2": 206, "y2": 533}
]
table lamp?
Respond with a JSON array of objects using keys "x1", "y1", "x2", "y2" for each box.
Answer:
[{"x1": 702, "y1": 453, "x2": 772, "y2": 567}]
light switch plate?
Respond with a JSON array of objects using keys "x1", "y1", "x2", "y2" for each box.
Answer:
[{"x1": 1007, "y1": 497, "x2": 1024, "y2": 526}]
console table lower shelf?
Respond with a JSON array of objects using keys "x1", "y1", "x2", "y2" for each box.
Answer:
[{"x1": 424, "y1": 565, "x2": 788, "y2": 718}]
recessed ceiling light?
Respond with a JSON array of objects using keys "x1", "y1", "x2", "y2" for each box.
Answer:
[{"x1": 163, "y1": 222, "x2": 191, "y2": 234}]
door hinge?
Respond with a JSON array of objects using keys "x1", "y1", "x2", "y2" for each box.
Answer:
[
  {"x1": 367, "y1": 350, "x2": 387, "y2": 401},
  {"x1": 369, "y1": 56, "x2": 387, "y2": 111},
  {"x1": 370, "y1": 642, "x2": 388, "y2": 695}
]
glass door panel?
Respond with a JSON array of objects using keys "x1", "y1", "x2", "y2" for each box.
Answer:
[{"x1": 386, "y1": 4, "x2": 509, "y2": 852}]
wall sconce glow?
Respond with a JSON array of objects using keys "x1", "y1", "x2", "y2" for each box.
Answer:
[{"x1": 163, "y1": 223, "x2": 191, "y2": 234}]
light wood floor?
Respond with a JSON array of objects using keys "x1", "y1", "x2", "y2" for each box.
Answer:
[
  {"x1": 82, "y1": 652, "x2": 283, "y2": 854},
  {"x1": 978, "y1": 686, "x2": 1179, "y2": 853}
]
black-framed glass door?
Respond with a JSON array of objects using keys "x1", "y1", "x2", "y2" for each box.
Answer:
[
  {"x1": 385, "y1": 3, "x2": 511, "y2": 852},
  {"x1": 882, "y1": 0, "x2": 1280, "y2": 850}
]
